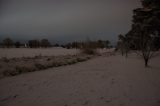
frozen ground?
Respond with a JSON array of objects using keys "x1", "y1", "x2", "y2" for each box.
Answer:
[{"x1": 0, "y1": 52, "x2": 160, "y2": 106}]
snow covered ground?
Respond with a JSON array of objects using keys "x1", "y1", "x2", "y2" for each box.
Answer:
[
  {"x1": 0, "y1": 48, "x2": 79, "y2": 58},
  {"x1": 0, "y1": 51, "x2": 160, "y2": 106}
]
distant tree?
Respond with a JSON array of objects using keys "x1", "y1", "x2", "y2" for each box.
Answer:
[
  {"x1": 81, "y1": 38, "x2": 97, "y2": 55},
  {"x1": 118, "y1": 34, "x2": 130, "y2": 57},
  {"x1": 3, "y1": 38, "x2": 14, "y2": 48},
  {"x1": 0, "y1": 42, "x2": 3, "y2": 48},
  {"x1": 15, "y1": 41, "x2": 21, "y2": 48},
  {"x1": 97, "y1": 40, "x2": 105, "y2": 48},
  {"x1": 60, "y1": 45, "x2": 65, "y2": 48},
  {"x1": 28, "y1": 40, "x2": 40, "y2": 48},
  {"x1": 65, "y1": 43, "x2": 72, "y2": 49},
  {"x1": 40, "y1": 39, "x2": 50, "y2": 48},
  {"x1": 96, "y1": 40, "x2": 110, "y2": 48},
  {"x1": 71, "y1": 42, "x2": 79, "y2": 48},
  {"x1": 117, "y1": 34, "x2": 125, "y2": 56},
  {"x1": 54, "y1": 43, "x2": 60, "y2": 47},
  {"x1": 105, "y1": 40, "x2": 110, "y2": 48}
]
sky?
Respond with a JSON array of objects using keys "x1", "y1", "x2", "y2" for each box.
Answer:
[{"x1": 0, "y1": 0, "x2": 141, "y2": 44}]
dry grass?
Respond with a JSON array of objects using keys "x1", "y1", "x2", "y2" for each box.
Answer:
[{"x1": 0, "y1": 54, "x2": 93, "y2": 78}]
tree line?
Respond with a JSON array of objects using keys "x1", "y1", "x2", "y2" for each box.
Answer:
[
  {"x1": 0, "y1": 37, "x2": 111, "y2": 49},
  {"x1": 65, "y1": 40, "x2": 111, "y2": 49},
  {"x1": 0, "y1": 38, "x2": 51, "y2": 48}
]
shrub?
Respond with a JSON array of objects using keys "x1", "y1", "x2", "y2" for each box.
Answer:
[
  {"x1": 3, "y1": 69, "x2": 19, "y2": 76},
  {"x1": 15, "y1": 66, "x2": 32, "y2": 73},
  {"x1": 52, "y1": 62, "x2": 62, "y2": 67},
  {"x1": 76, "y1": 57, "x2": 87, "y2": 62},
  {"x1": 34, "y1": 63, "x2": 46, "y2": 70},
  {"x1": 80, "y1": 39, "x2": 97, "y2": 55},
  {"x1": 81, "y1": 48, "x2": 97, "y2": 55},
  {"x1": 66, "y1": 59, "x2": 77, "y2": 65}
]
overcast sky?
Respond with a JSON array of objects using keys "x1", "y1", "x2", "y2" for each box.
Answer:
[{"x1": 0, "y1": 0, "x2": 141, "y2": 44}]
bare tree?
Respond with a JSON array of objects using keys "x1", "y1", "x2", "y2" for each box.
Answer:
[
  {"x1": 81, "y1": 38, "x2": 97, "y2": 55},
  {"x1": 118, "y1": 34, "x2": 130, "y2": 57},
  {"x1": 3, "y1": 38, "x2": 14, "y2": 48},
  {"x1": 105, "y1": 40, "x2": 110, "y2": 48},
  {"x1": 135, "y1": 28, "x2": 159, "y2": 67},
  {"x1": 128, "y1": 21, "x2": 160, "y2": 67},
  {"x1": 28, "y1": 40, "x2": 40, "y2": 48},
  {"x1": 125, "y1": 0, "x2": 160, "y2": 67},
  {"x1": 40, "y1": 39, "x2": 50, "y2": 48},
  {"x1": 15, "y1": 41, "x2": 21, "y2": 48}
]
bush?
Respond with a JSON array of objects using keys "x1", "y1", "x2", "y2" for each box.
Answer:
[
  {"x1": 66, "y1": 59, "x2": 77, "y2": 65},
  {"x1": 81, "y1": 48, "x2": 97, "y2": 55},
  {"x1": 76, "y1": 57, "x2": 87, "y2": 62},
  {"x1": 52, "y1": 61, "x2": 62, "y2": 67},
  {"x1": 3, "y1": 69, "x2": 19, "y2": 76},
  {"x1": 34, "y1": 63, "x2": 46, "y2": 70},
  {"x1": 80, "y1": 38, "x2": 97, "y2": 55},
  {"x1": 15, "y1": 66, "x2": 32, "y2": 73}
]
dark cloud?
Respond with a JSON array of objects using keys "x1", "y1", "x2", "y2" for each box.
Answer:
[{"x1": 0, "y1": 0, "x2": 141, "y2": 44}]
